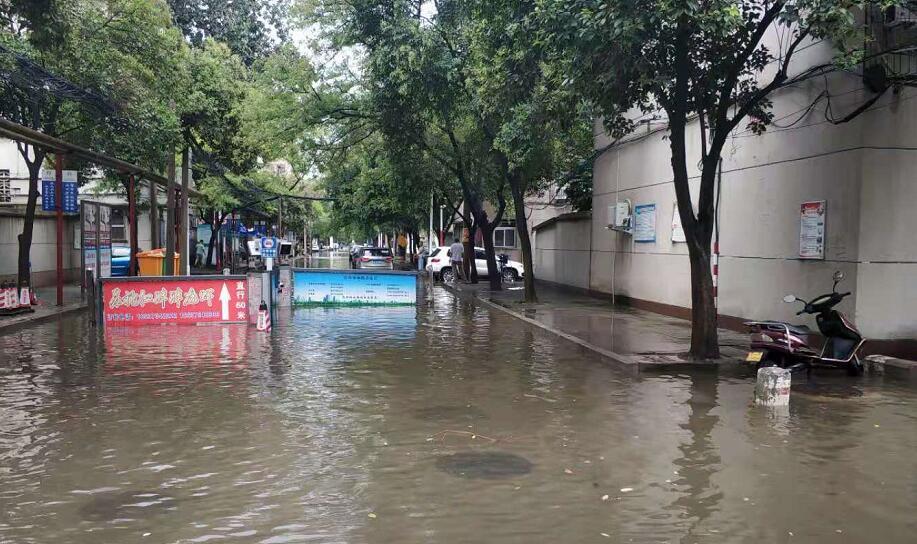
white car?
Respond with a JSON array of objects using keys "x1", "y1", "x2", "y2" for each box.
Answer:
[{"x1": 426, "y1": 246, "x2": 524, "y2": 283}]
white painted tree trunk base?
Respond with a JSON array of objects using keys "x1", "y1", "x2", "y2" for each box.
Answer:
[{"x1": 755, "y1": 367, "x2": 791, "y2": 406}]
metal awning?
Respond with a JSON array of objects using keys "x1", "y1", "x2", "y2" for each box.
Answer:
[{"x1": 0, "y1": 117, "x2": 202, "y2": 198}]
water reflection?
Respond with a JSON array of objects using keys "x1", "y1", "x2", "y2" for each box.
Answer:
[{"x1": 0, "y1": 286, "x2": 915, "y2": 543}]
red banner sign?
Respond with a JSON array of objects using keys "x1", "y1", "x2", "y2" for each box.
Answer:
[{"x1": 101, "y1": 277, "x2": 248, "y2": 325}]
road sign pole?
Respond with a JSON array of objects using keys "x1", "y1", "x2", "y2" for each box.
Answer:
[{"x1": 55, "y1": 153, "x2": 63, "y2": 306}]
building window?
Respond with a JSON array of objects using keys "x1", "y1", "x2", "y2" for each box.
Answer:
[
  {"x1": 0, "y1": 170, "x2": 9, "y2": 203},
  {"x1": 494, "y1": 227, "x2": 516, "y2": 248},
  {"x1": 111, "y1": 208, "x2": 127, "y2": 242}
]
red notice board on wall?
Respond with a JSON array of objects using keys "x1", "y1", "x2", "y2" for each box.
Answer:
[{"x1": 100, "y1": 276, "x2": 249, "y2": 326}]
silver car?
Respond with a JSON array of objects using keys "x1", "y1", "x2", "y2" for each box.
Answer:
[{"x1": 353, "y1": 247, "x2": 394, "y2": 270}]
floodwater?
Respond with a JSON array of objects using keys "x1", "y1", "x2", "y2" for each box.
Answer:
[
  {"x1": 305, "y1": 251, "x2": 351, "y2": 270},
  {"x1": 1, "y1": 287, "x2": 915, "y2": 543}
]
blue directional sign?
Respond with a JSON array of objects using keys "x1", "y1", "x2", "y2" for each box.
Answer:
[
  {"x1": 261, "y1": 236, "x2": 277, "y2": 258},
  {"x1": 62, "y1": 181, "x2": 78, "y2": 213},
  {"x1": 41, "y1": 170, "x2": 79, "y2": 213},
  {"x1": 41, "y1": 179, "x2": 56, "y2": 212}
]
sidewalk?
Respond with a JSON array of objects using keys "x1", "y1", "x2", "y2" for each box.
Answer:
[
  {"x1": 0, "y1": 284, "x2": 85, "y2": 332},
  {"x1": 443, "y1": 280, "x2": 750, "y2": 369}
]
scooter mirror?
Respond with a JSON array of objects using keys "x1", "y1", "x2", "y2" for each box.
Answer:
[
  {"x1": 783, "y1": 294, "x2": 797, "y2": 303},
  {"x1": 833, "y1": 270, "x2": 844, "y2": 282}
]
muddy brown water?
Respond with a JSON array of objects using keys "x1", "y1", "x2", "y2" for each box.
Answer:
[{"x1": 1, "y1": 287, "x2": 915, "y2": 543}]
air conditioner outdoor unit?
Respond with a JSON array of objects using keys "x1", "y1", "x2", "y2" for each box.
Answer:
[
  {"x1": 607, "y1": 200, "x2": 632, "y2": 233},
  {"x1": 885, "y1": 6, "x2": 917, "y2": 27}
]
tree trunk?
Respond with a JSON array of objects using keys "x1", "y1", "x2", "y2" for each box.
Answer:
[
  {"x1": 462, "y1": 201, "x2": 477, "y2": 283},
  {"x1": 686, "y1": 240, "x2": 720, "y2": 359},
  {"x1": 17, "y1": 150, "x2": 45, "y2": 289},
  {"x1": 206, "y1": 214, "x2": 219, "y2": 269},
  {"x1": 509, "y1": 178, "x2": 536, "y2": 302},
  {"x1": 464, "y1": 221, "x2": 477, "y2": 283},
  {"x1": 479, "y1": 220, "x2": 501, "y2": 290}
]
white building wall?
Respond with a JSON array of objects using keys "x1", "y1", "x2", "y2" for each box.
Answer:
[
  {"x1": 0, "y1": 138, "x2": 32, "y2": 202},
  {"x1": 533, "y1": 218, "x2": 592, "y2": 290},
  {"x1": 582, "y1": 34, "x2": 917, "y2": 343}
]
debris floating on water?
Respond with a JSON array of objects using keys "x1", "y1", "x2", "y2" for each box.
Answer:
[
  {"x1": 601, "y1": 495, "x2": 609, "y2": 501},
  {"x1": 620, "y1": 487, "x2": 633, "y2": 493}
]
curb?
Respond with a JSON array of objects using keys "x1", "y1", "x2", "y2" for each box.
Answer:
[
  {"x1": 864, "y1": 355, "x2": 917, "y2": 382},
  {"x1": 441, "y1": 282, "x2": 731, "y2": 370},
  {"x1": 0, "y1": 302, "x2": 86, "y2": 333}
]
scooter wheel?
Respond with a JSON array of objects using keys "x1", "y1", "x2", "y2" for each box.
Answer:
[{"x1": 847, "y1": 356, "x2": 864, "y2": 377}]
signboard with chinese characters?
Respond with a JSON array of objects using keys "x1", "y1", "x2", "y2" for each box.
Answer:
[
  {"x1": 100, "y1": 276, "x2": 249, "y2": 326},
  {"x1": 98, "y1": 204, "x2": 112, "y2": 278},
  {"x1": 62, "y1": 178, "x2": 78, "y2": 213},
  {"x1": 41, "y1": 170, "x2": 78, "y2": 212},
  {"x1": 633, "y1": 203, "x2": 657, "y2": 243},
  {"x1": 671, "y1": 201, "x2": 686, "y2": 243},
  {"x1": 82, "y1": 201, "x2": 98, "y2": 277},
  {"x1": 799, "y1": 200, "x2": 826, "y2": 260},
  {"x1": 292, "y1": 269, "x2": 418, "y2": 305},
  {"x1": 260, "y1": 236, "x2": 277, "y2": 258}
]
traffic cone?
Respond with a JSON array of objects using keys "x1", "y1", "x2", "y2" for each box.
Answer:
[
  {"x1": 256, "y1": 300, "x2": 271, "y2": 331},
  {"x1": 19, "y1": 286, "x2": 30, "y2": 308},
  {"x1": 0, "y1": 281, "x2": 9, "y2": 310},
  {"x1": 8, "y1": 282, "x2": 19, "y2": 309}
]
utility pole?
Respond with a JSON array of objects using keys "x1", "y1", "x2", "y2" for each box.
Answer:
[
  {"x1": 439, "y1": 204, "x2": 444, "y2": 247},
  {"x1": 179, "y1": 147, "x2": 190, "y2": 274},
  {"x1": 128, "y1": 174, "x2": 138, "y2": 276},
  {"x1": 164, "y1": 149, "x2": 176, "y2": 275},
  {"x1": 428, "y1": 191, "x2": 434, "y2": 281},
  {"x1": 278, "y1": 197, "x2": 283, "y2": 238},
  {"x1": 55, "y1": 153, "x2": 63, "y2": 306}
]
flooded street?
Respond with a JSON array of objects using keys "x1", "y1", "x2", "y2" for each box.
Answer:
[{"x1": 1, "y1": 287, "x2": 915, "y2": 543}]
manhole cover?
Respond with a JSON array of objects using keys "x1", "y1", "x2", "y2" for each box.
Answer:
[{"x1": 436, "y1": 451, "x2": 533, "y2": 480}]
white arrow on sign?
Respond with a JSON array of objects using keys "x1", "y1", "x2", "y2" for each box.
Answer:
[{"x1": 219, "y1": 283, "x2": 231, "y2": 320}]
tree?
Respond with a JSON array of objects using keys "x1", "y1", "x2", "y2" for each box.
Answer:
[
  {"x1": 313, "y1": 0, "x2": 511, "y2": 288},
  {"x1": 0, "y1": 0, "x2": 186, "y2": 288},
  {"x1": 464, "y1": 0, "x2": 593, "y2": 301},
  {"x1": 166, "y1": 0, "x2": 290, "y2": 65},
  {"x1": 539, "y1": 0, "x2": 893, "y2": 358}
]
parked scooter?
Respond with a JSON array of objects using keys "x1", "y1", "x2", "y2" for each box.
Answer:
[{"x1": 745, "y1": 271, "x2": 865, "y2": 376}]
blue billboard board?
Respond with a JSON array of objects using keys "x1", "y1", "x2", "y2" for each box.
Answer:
[{"x1": 292, "y1": 269, "x2": 418, "y2": 306}]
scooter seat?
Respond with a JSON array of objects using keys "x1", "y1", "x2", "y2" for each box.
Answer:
[{"x1": 754, "y1": 321, "x2": 811, "y2": 335}]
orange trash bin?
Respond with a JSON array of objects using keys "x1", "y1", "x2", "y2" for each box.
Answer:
[{"x1": 137, "y1": 249, "x2": 181, "y2": 276}]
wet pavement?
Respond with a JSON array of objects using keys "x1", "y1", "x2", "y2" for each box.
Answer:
[
  {"x1": 1, "y1": 286, "x2": 916, "y2": 543},
  {"x1": 448, "y1": 281, "x2": 752, "y2": 365}
]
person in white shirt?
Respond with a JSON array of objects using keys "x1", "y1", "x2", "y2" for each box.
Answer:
[{"x1": 449, "y1": 237, "x2": 464, "y2": 281}]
